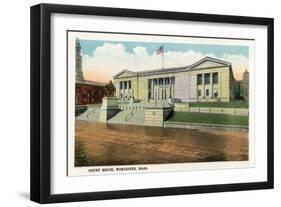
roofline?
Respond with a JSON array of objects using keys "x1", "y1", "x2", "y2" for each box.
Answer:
[
  {"x1": 112, "y1": 69, "x2": 136, "y2": 79},
  {"x1": 187, "y1": 56, "x2": 231, "y2": 69},
  {"x1": 113, "y1": 56, "x2": 232, "y2": 79},
  {"x1": 76, "y1": 80, "x2": 106, "y2": 86}
]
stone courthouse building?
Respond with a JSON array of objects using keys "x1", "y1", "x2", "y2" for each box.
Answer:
[{"x1": 113, "y1": 56, "x2": 236, "y2": 103}]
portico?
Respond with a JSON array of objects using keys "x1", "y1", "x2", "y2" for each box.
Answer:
[
  {"x1": 147, "y1": 77, "x2": 175, "y2": 100},
  {"x1": 118, "y1": 80, "x2": 132, "y2": 100},
  {"x1": 197, "y1": 72, "x2": 219, "y2": 100}
]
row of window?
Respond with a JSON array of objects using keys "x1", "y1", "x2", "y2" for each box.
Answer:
[
  {"x1": 148, "y1": 77, "x2": 172, "y2": 87},
  {"x1": 119, "y1": 74, "x2": 217, "y2": 90},
  {"x1": 198, "y1": 89, "x2": 218, "y2": 98},
  {"x1": 148, "y1": 87, "x2": 171, "y2": 99},
  {"x1": 119, "y1": 94, "x2": 132, "y2": 99},
  {"x1": 120, "y1": 81, "x2": 131, "y2": 89},
  {"x1": 197, "y1": 73, "x2": 218, "y2": 85},
  {"x1": 76, "y1": 90, "x2": 103, "y2": 96}
]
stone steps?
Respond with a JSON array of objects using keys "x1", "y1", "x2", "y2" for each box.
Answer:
[
  {"x1": 107, "y1": 109, "x2": 145, "y2": 125},
  {"x1": 107, "y1": 110, "x2": 132, "y2": 124},
  {"x1": 127, "y1": 111, "x2": 145, "y2": 125},
  {"x1": 77, "y1": 107, "x2": 100, "y2": 122}
]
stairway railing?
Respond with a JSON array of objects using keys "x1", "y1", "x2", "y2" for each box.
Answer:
[{"x1": 125, "y1": 110, "x2": 135, "y2": 122}]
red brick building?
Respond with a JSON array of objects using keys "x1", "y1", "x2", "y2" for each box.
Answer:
[
  {"x1": 75, "y1": 80, "x2": 107, "y2": 105},
  {"x1": 75, "y1": 38, "x2": 108, "y2": 105}
]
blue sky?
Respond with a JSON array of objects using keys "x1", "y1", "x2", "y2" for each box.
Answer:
[
  {"x1": 79, "y1": 39, "x2": 249, "y2": 82},
  {"x1": 80, "y1": 40, "x2": 249, "y2": 58}
]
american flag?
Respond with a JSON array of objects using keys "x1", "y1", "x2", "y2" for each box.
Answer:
[{"x1": 156, "y1": 45, "x2": 164, "y2": 55}]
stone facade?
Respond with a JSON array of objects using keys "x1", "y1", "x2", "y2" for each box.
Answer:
[
  {"x1": 113, "y1": 56, "x2": 236, "y2": 103},
  {"x1": 100, "y1": 97, "x2": 120, "y2": 122},
  {"x1": 144, "y1": 107, "x2": 173, "y2": 127},
  {"x1": 174, "y1": 74, "x2": 197, "y2": 102}
]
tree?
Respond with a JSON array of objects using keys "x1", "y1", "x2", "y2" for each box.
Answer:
[{"x1": 105, "y1": 80, "x2": 116, "y2": 97}]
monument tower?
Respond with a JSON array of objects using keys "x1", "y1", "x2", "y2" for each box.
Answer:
[
  {"x1": 75, "y1": 38, "x2": 84, "y2": 82},
  {"x1": 242, "y1": 69, "x2": 249, "y2": 101}
]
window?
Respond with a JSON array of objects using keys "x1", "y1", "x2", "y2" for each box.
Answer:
[
  {"x1": 153, "y1": 79, "x2": 157, "y2": 85},
  {"x1": 206, "y1": 89, "x2": 209, "y2": 96},
  {"x1": 120, "y1": 82, "x2": 123, "y2": 89},
  {"x1": 82, "y1": 94, "x2": 87, "y2": 99},
  {"x1": 128, "y1": 81, "x2": 131, "y2": 89},
  {"x1": 159, "y1": 78, "x2": 163, "y2": 85},
  {"x1": 124, "y1": 81, "x2": 127, "y2": 89},
  {"x1": 205, "y1": 73, "x2": 210, "y2": 84},
  {"x1": 165, "y1": 78, "x2": 170, "y2": 85},
  {"x1": 214, "y1": 91, "x2": 218, "y2": 98},
  {"x1": 197, "y1": 74, "x2": 202, "y2": 85},
  {"x1": 213, "y1": 72, "x2": 218, "y2": 84},
  {"x1": 198, "y1": 89, "x2": 201, "y2": 97}
]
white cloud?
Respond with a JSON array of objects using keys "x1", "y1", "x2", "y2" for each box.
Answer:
[{"x1": 82, "y1": 43, "x2": 248, "y2": 82}]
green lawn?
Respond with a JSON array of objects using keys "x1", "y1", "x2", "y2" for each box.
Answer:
[
  {"x1": 168, "y1": 112, "x2": 248, "y2": 126},
  {"x1": 190, "y1": 101, "x2": 248, "y2": 108}
]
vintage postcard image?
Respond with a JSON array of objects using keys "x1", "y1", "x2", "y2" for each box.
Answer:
[{"x1": 67, "y1": 31, "x2": 254, "y2": 176}]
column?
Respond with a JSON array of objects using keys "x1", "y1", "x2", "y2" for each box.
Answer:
[
  {"x1": 210, "y1": 73, "x2": 213, "y2": 98},
  {"x1": 202, "y1": 74, "x2": 205, "y2": 97},
  {"x1": 151, "y1": 79, "x2": 154, "y2": 99},
  {"x1": 168, "y1": 77, "x2": 172, "y2": 98},
  {"x1": 126, "y1": 81, "x2": 128, "y2": 99},
  {"x1": 122, "y1": 81, "x2": 125, "y2": 100},
  {"x1": 147, "y1": 80, "x2": 150, "y2": 100},
  {"x1": 119, "y1": 81, "x2": 122, "y2": 99},
  {"x1": 172, "y1": 77, "x2": 175, "y2": 99},
  {"x1": 126, "y1": 81, "x2": 129, "y2": 99},
  {"x1": 163, "y1": 78, "x2": 167, "y2": 99},
  {"x1": 159, "y1": 79, "x2": 162, "y2": 100},
  {"x1": 119, "y1": 81, "x2": 122, "y2": 98},
  {"x1": 219, "y1": 72, "x2": 221, "y2": 99},
  {"x1": 127, "y1": 81, "x2": 130, "y2": 98},
  {"x1": 157, "y1": 78, "x2": 159, "y2": 99}
]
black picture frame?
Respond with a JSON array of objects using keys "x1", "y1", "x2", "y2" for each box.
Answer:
[{"x1": 30, "y1": 3, "x2": 274, "y2": 204}]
